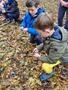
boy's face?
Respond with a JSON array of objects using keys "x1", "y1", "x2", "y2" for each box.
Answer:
[
  {"x1": 28, "y1": 6, "x2": 38, "y2": 16},
  {"x1": 37, "y1": 28, "x2": 54, "y2": 38}
]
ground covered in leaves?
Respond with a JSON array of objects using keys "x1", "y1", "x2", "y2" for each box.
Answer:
[{"x1": 0, "y1": 0, "x2": 68, "y2": 90}]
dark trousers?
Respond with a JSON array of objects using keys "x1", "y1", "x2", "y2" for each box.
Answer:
[
  {"x1": 30, "y1": 35, "x2": 43, "y2": 45},
  {"x1": 58, "y1": 4, "x2": 68, "y2": 30},
  {"x1": 3, "y1": 12, "x2": 19, "y2": 21}
]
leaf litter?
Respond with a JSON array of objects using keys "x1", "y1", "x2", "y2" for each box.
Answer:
[{"x1": 0, "y1": 0, "x2": 68, "y2": 90}]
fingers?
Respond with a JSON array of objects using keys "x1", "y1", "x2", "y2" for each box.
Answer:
[{"x1": 33, "y1": 48, "x2": 39, "y2": 53}]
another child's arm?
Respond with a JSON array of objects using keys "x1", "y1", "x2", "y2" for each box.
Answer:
[
  {"x1": 60, "y1": 0, "x2": 68, "y2": 7},
  {"x1": 20, "y1": 13, "x2": 29, "y2": 30},
  {"x1": 19, "y1": 26, "x2": 39, "y2": 36},
  {"x1": 27, "y1": 28, "x2": 39, "y2": 35}
]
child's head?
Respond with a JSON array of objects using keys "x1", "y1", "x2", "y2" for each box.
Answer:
[
  {"x1": 26, "y1": 0, "x2": 40, "y2": 16},
  {"x1": 35, "y1": 13, "x2": 54, "y2": 38}
]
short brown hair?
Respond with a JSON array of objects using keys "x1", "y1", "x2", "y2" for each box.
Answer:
[
  {"x1": 26, "y1": 0, "x2": 40, "y2": 8},
  {"x1": 34, "y1": 13, "x2": 54, "y2": 30}
]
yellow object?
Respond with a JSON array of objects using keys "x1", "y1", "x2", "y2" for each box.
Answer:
[{"x1": 42, "y1": 60, "x2": 61, "y2": 73}]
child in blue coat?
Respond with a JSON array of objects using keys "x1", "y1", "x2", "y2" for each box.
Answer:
[
  {"x1": 3, "y1": 0, "x2": 19, "y2": 23},
  {"x1": 20, "y1": 0, "x2": 45, "y2": 45}
]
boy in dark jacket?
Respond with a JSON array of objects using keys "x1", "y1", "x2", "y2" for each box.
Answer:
[
  {"x1": 3, "y1": 0, "x2": 19, "y2": 23},
  {"x1": 33, "y1": 13, "x2": 68, "y2": 76},
  {"x1": 34, "y1": 13, "x2": 68, "y2": 63},
  {"x1": 20, "y1": 0, "x2": 45, "y2": 45}
]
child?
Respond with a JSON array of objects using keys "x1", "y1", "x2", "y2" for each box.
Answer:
[
  {"x1": 33, "y1": 13, "x2": 68, "y2": 80},
  {"x1": 33, "y1": 13, "x2": 68, "y2": 64},
  {"x1": 3, "y1": 0, "x2": 19, "y2": 23},
  {"x1": 20, "y1": 0, "x2": 45, "y2": 45},
  {"x1": 58, "y1": 0, "x2": 68, "y2": 30}
]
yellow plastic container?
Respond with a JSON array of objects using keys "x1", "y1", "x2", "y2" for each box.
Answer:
[{"x1": 42, "y1": 60, "x2": 61, "y2": 73}]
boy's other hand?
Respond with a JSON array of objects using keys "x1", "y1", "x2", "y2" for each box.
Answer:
[
  {"x1": 33, "y1": 48, "x2": 39, "y2": 53},
  {"x1": 23, "y1": 28, "x2": 28, "y2": 32},
  {"x1": 19, "y1": 27, "x2": 28, "y2": 32},
  {"x1": 19, "y1": 26, "x2": 24, "y2": 31},
  {"x1": 33, "y1": 52, "x2": 41, "y2": 59}
]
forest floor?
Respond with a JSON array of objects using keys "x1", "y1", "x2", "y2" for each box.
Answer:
[{"x1": 0, "y1": 0, "x2": 68, "y2": 90}]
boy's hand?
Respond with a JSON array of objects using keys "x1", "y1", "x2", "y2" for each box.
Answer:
[
  {"x1": 33, "y1": 52, "x2": 41, "y2": 58},
  {"x1": 19, "y1": 27, "x2": 28, "y2": 32},
  {"x1": 23, "y1": 28, "x2": 28, "y2": 32},
  {"x1": 33, "y1": 48, "x2": 39, "y2": 53},
  {"x1": 19, "y1": 26, "x2": 24, "y2": 31},
  {"x1": 33, "y1": 48, "x2": 41, "y2": 60}
]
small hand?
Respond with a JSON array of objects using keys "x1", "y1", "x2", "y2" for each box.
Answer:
[
  {"x1": 33, "y1": 48, "x2": 39, "y2": 53},
  {"x1": 23, "y1": 28, "x2": 28, "y2": 32},
  {"x1": 19, "y1": 26, "x2": 24, "y2": 31},
  {"x1": 33, "y1": 52, "x2": 41, "y2": 58}
]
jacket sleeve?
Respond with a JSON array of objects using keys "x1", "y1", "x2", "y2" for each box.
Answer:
[
  {"x1": 27, "y1": 28, "x2": 39, "y2": 36},
  {"x1": 20, "y1": 14, "x2": 28, "y2": 28},
  {"x1": 40, "y1": 42, "x2": 67, "y2": 63}
]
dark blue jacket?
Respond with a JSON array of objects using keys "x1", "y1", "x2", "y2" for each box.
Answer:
[
  {"x1": 51, "y1": 25, "x2": 62, "y2": 40},
  {"x1": 4, "y1": 0, "x2": 19, "y2": 14},
  {"x1": 20, "y1": 7, "x2": 45, "y2": 36}
]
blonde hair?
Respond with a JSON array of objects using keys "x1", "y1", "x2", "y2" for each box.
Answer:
[{"x1": 35, "y1": 13, "x2": 54, "y2": 30}]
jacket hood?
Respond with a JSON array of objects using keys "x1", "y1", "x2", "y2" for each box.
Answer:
[
  {"x1": 51, "y1": 25, "x2": 68, "y2": 41},
  {"x1": 36, "y1": 7, "x2": 45, "y2": 16},
  {"x1": 51, "y1": 25, "x2": 62, "y2": 40}
]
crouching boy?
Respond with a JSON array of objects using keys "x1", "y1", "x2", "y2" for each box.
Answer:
[
  {"x1": 33, "y1": 13, "x2": 68, "y2": 64},
  {"x1": 20, "y1": 0, "x2": 45, "y2": 45},
  {"x1": 33, "y1": 13, "x2": 68, "y2": 80}
]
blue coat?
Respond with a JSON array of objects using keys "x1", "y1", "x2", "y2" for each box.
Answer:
[
  {"x1": 20, "y1": 7, "x2": 45, "y2": 36},
  {"x1": 4, "y1": 0, "x2": 19, "y2": 15}
]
